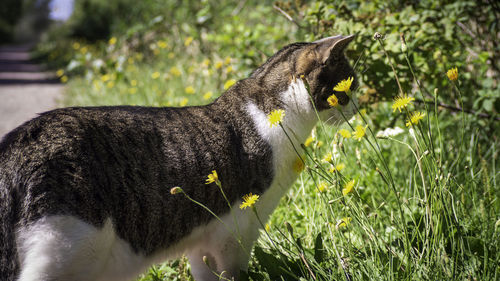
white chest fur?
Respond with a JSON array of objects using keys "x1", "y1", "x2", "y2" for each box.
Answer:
[{"x1": 245, "y1": 78, "x2": 317, "y2": 215}]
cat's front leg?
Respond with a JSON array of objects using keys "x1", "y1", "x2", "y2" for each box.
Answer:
[
  {"x1": 186, "y1": 212, "x2": 259, "y2": 281},
  {"x1": 187, "y1": 234, "x2": 250, "y2": 281}
]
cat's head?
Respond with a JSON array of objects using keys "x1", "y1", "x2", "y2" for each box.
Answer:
[{"x1": 250, "y1": 35, "x2": 358, "y2": 124}]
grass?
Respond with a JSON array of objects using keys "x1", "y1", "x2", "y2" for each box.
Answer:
[{"x1": 55, "y1": 28, "x2": 499, "y2": 281}]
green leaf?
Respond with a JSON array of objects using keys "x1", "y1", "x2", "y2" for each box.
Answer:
[
  {"x1": 482, "y1": 99, "x2": 493, "y2": 112},
  {"x1": 314, "y1": 233, "x2": 325, "y2": 263},
  {"x1": 254, "y1": 247, "x2": 284, "y2": 279}
]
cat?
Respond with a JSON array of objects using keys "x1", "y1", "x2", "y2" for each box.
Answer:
[{"x1": 0, "y1": 34, "x2": 357, "y2": 281}]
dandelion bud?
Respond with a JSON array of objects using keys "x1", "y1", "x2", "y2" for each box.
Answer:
[
  {"x1": 373, "y1": 32, "x2": 382, "y2": 40},
  {"x1": 284, "y1": 221, "x2": 294, "y2": 236},
  {"x1": 434, "y1": 88, "x2": 438, "y2": 96},
  {"x1": 400, "y1": 33, "x2": 407, "y2": 52},
  {"x1": 202, "y1": 256, "x2": 209, "y2": 265},
  {"x1": 170, "y1": 187, "x2": 182, "y2": 195}
]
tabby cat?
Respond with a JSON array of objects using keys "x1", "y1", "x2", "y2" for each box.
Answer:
[{"x1": 0, "y1": 35, "x2": 357, "y2": 281}]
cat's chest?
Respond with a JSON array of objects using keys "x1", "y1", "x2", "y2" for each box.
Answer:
[{"x1": 241, "y1": 79, "x2": 316, "y2": 214}]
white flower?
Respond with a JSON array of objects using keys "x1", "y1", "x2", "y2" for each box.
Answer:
[{"x1": 376, "y1": 126, "x2": 404, "y2": 138}]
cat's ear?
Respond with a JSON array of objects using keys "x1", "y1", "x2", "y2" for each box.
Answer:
[{"x1": 314, "y1": 35, "x2": 355, "y2": 64}]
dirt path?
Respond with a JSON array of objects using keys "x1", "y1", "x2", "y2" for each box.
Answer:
[{"x1": 0, "y1": 44, "x2": 63, "y2": 138}]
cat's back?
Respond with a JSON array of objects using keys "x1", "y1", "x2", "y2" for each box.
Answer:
[
  {"x1": 0, "y1": 106, "x2": 196, "y2": 221},
  {"x1": 0, "y1": 105, "x2": 207, "y2": 167}
]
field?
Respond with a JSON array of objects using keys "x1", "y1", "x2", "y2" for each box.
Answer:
[{"x1": 36, "y1": 1, "x2": 499, "y2": 280}]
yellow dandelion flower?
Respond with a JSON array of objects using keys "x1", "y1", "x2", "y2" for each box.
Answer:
[
  {"x1": 268, "y1": 109, "x2": 285, "y2": 128},
  {"x1": 224, "y1": 79, "x2": 236, "y2": 90},
  {"x1": 315, "y1": 141, "x2": 324, "y2": 148},
  {"x1": 101, "y1": 74, "x2": 110, "y2": 82},
  {"x1": 359, "y1": 108, "x2": 367, "y2": 117},
  {"x1": 336, "y1": 163, "x2": 346, "y2": 171},
  {"x1": 80, "y1": 46, "x2": 88, "y2": 54},
  {"x1": 179, "y1": 98, "x2": 189, "y2": 107},
  {"x1": 239, "y1": 193, "x2": 259, "y2": 210},
  {"x1": 224, "y1": 56, "x2": 231, "y2": 64},
  {"x1": 215, "y1": 61, "x2": 223, "y2": 69},
  {"x1": 56, "y1": 69, "x2": 64, "y2": 77},
  {"x1": 292, "y1": 157, "x2": 305, "y2": 173},
  {"x1": 342, "y1": 179, "x2": 355, "y2": 196},
  {"x1": 405, "y1": 111, "x2": 426, "y2": 127},
  {"x1": 203, "y1": 91, "x2": 213, "y2": 100},
  {"x1": 328, "y1": 162, "x2": 346, "y2": 173},
  {"x1": 328, "y1": 165, "x2": 336, "y2": 173},
  {"x1": 338, "y1": 128, "x2": 351, "y2": 138},
  {"x1": 318, "y1": 182, "x2": 328, "y2": 193},
  {"x1": 327, "y1": 94, "x2": 339, "y2": 107},
  {"x1": 352, "y1": 125, "x2": 367, "y2": 141},
  {"x1": 392, "y1": 94, "x2": 415, "y2": 112},
  {"x1": 109, "y1": 37, "x2": 117, "y2": 45},
  {"x1": 60, "y1": 75, "x2": 68, "y2": 83},
  {"x1": 333, "y1": 77, "x2": 354, "y2": 93},
  {"x1": 184, "y1": 36, "x2": 193, "y2": 46},
  {"x1": 446, "y1": 67, "x2": 458, "y2": 81},
  {"x1": 336, "y1": 217, "x2": 352, "y2": 228},
  {"x1": 72, "y1": 42, "x2": 80, "y2": 50},
  {"x1": 151, "y1": 72, "x2": 160, "y2": 79},
  {"x1": 304, "y1": 136, "x2": 314, "y2": 147},
  {"x1": 226, "y1": 66, "x2": 233, "y2": 73},
  {"x1": 157, "y1": 40, "x2": 168, "y2": 49},
  {"x1": 130, "y1": 80, "x2": 137, "y2": 87},
  {"x1": 169, "y1": 66, "x2": 181, "y2": 77},
  {"x1": 128, "y1": 87, "x2": 137, "y2": 94},
  {"x1": 322, "y1": 152, "x2": 333, "y2": 164},
  {"x1": 205, "y1": 170, "x2": 219, "y2": 184},
  {"x1": 106, "y1": 81, "x2": 114, "y2": 88},
  {"x1": 185, "y1": 86, "x2": 195, "y2": 94},
  {"x1": 202, "y1": 58, "x2": 210, "y2": 67}
]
